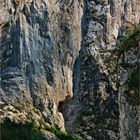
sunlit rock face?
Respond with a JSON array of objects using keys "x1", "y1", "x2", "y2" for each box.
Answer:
[
  {"x1": 0, "y1": 0, "x2": 139, "y2": 140},
  {"x1": 0, "y1": 0, "x2": 83, "y2": 130}
]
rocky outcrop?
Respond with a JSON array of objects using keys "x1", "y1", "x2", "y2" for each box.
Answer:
[{"x1": 0, "y1": 0, "x2": 139, "y2": 140}]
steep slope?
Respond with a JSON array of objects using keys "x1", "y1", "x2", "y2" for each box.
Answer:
[{"x1": 0, "y1": 0, "x2": 140, "y2": 140}]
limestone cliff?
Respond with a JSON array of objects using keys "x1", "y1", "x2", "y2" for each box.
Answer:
[
  {"x1": 0, "y1": 0, "x2": 139, "y2": 140},
  {"x1": 0, "y1": 0, "x2": 82, "y2": 130}
]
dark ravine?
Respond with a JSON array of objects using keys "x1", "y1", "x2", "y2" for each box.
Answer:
[{"x1": 0, "y1": 0, "x2": 140, "y2": 140}]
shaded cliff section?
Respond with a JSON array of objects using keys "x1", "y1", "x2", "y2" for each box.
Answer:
[
  {"x1": 118, "y1": 25, "x2": 140, "y2": 140},
  {"x1": 0, "y1": 0, "x2": 83, "y2": 131},
  {"x1": 61, "y1": 0, "x2": 140, "y2": 140}
]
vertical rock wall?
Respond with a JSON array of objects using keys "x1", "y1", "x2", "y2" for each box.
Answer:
[
  {"x1": 0, "y1": 0, "x2": 83, "y2": 130},
  {"x1": 0, "y1": 0, "x2": 139, "y2": 140},
  {"x1": 63, "y1": 0, "x2": 139, "y2": 140}
]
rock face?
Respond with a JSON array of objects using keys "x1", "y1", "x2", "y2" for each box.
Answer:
[
  {"x1": 0, "y1": 0, "x2": 139, "y2": 140},
  {"x1": 0, "y1": 0, "x2": 83, "y2": 130},
  {"x1": 61, "y1": 0, "x2": 140, "y2": 140}
]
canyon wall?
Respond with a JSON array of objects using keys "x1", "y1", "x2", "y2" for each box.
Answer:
[
  {"x1": 62, "y1": 0, "x2": 140, "y2": 139},
  {"x1": 0, "y1": 0, "x2": 83, "y2": 130},
  {"x1": 0, "y1": 0, "x2": 139, "y2": 140}
]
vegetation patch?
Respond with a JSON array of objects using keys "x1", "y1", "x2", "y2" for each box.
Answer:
[
  {"x1": 1, "y1": 120, "x2": 45, "y2": 140},
  {"x1": 117, "y1": 24, "x2": 140, "y2": 55},
  {"x1": 124, "y1": 66, "x2": 139, "y2": 106},
  {"x1": 1, "y1": 120, "x2": 81, "y2": 140},
  {"x1": 109, "y1": 24, "x2": 140, "y2": 106},
  {"x1": 45, "y1": 126, "x2": 80, "y2": 140},
  {"x1": 119, "y1": 24, "x2": 140, "y2": 106}
]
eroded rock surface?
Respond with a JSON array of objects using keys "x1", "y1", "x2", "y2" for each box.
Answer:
[
  {"x1": 0, "y1": 0, "x2": 83, "y2": 130},
  {"x1": 0, "y1": 0, "x2": 140, "y2": 140},
  {"x1": 62, "y1": 0, "x2": 140, "y2": 140}
]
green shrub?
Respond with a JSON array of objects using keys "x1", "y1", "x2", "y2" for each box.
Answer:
[
  {"x1": 45, "y1": 126, "x2": 80, "y2": 140},
  {"x1": 1, "y1": 120, "x2": 45, "y2": 140},
  {"x1": 118, "y1": 24, "x2": 140, "y2": 55},
  {"x1": 124, "y1": 66, "x2": 140, "y2": 106},
  {"x1": 1, "y1": 120, "x2": 80, "y2": 140}
]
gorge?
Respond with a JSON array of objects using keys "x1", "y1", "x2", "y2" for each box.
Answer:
[{"x1": 0, "y1": 0, "x2": 140, "y2": 140}]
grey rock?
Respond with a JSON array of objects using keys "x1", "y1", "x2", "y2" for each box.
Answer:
[{"x1": 0, "y1": 0, "x2": 139, "y2": 140}]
